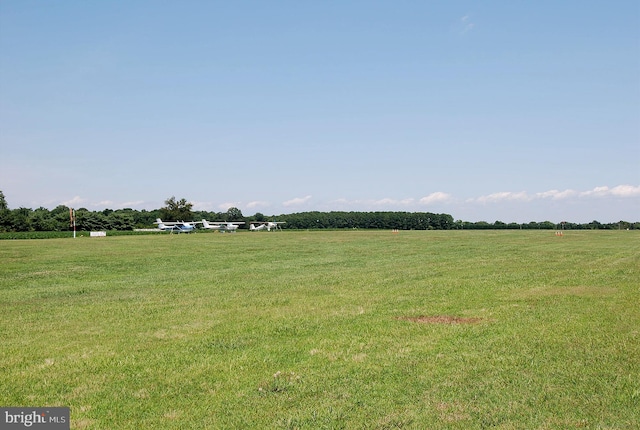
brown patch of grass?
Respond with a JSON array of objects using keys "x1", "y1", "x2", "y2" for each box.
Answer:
[
  {"x1": 74, "y1": 418, "x2": 95, "y2": 429},
  {"x1": 163, "y1": 410, "x2": 180, "y2": 420},
  {"x1": 397, "y1": 315, "x2": 484, "y2": 324},
  {"x1": 436, "y1": 401, "x2": 471, "y2": 423}
]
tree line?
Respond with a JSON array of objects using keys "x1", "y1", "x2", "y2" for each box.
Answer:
[{"x1": 0, "y1": 192, "x2": 637, "y2": 232}]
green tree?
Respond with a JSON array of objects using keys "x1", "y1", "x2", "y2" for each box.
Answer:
[
  {"x1": 50, "y1": 205, "x2": 72, "y2": 231},
  {"x1": 9, "y1": 208, "x2": 32, "y2": 232},
  {"x1": 108, "y1": 212, "x2": 135, "y2": 230},
  {"x1": 76, "y1": 210, "x2": 107, "y2": 231},
  {"x1": 0, "y1": 191, "x2": 9, "y2": 231},
  {"x1": 588, "y1": 220, "x2": 603, "y2": 230},
  {"x1": 0, "y1": 190, "x2": 7, "y2": 210},
  {"x1": 226, "y1": 207, "x2": 244, "y2": 222},
  {"x1": 29, "y1": 208, "x2": 58, "y2": 231},
  {"x1": 160, "y1": 196, "x2": 193, "y2": 221}
]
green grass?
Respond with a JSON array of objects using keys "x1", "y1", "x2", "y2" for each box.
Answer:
[{"x1": 1, "y1": 231, "x2": 638, "y2": 429}]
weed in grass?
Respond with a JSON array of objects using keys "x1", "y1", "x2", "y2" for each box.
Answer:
[{"x1": 258, "y1": 371, "x2": 300, "y2": 395}]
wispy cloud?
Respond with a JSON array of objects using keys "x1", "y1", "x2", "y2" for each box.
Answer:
[
  {"x1": 419, "y1": 192, "x2": 452, "y2": 205},
  {"x1": 120, "y1": 200, "x2": 146, "y2": 208},
  {"x1": 470, "y1": 185, "x2": 640, "y2": 205},
  {"x1": 473, "y1": 191, "x2": 531, "y2": 203},
  {"x1": 372, "y1": 198, "x2": 415, "y2": 206},
  {"x1": 246, "y1": 200, "x2": 270, "y2": 209},
  {"x1": 62, "y1": 197, "x2": 154, "y2": 210},
  {"x1": 535, "y1": 189, "x2": 578, "y2": 200},
  {"x1": 194, "y1": 200, "x2": 269, "y2": 212},
  {"x1": 330, "y1": 197, "x2": 415, "y2": 208},
  {"x1": 48, "y1": 184, "x2": 639, "y2": 215},
  {"x1": 218, "y1": 202, "x2": 241, "y2": 211},
  {"x1": 580, "y1": 185, "x2": 640, "y2": 198},
  {"x1": 62, "y1": 196, "x2": 87, "y2": 207},
  {"x1": 459, "y1": 14, "x2": 475, "y2": 34},
  {"x1": 192, "y1": 201, "x2": 215, "y2": 211},
  {"x1": 283, "y1": 195, "x2": 312, "y2": 207},
  {"x1": 610, "y1": 185, "x2": 640, "y2": 197},
  {"x1": 96, "y1": 200, "x2": 115, "y2": 207},
  {"x1": 580, "y1": 186, "x2": 611, "y2": 197}
]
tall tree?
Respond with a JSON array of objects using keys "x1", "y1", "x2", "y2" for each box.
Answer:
[
  {"x1": 160, "y1": 196, "x2": 193, "y2": 220},
  {"x1": 225, "y1": 207, "x2": 243, "y2": 222},
  {"x1": 0, "y1": 190, "x2": 8, "y2": 210}
]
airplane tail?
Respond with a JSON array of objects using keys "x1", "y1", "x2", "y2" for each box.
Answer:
[
  {"x1": 250, "y1": 224, "x2": 256, "y2": 231},
  {"x1": 202, "y1": 219, "x2": 210, "y2": 228}
]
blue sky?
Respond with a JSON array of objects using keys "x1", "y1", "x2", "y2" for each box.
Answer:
[{"x1": 1, "y1": 1, "x2": 638, "y2": 223}]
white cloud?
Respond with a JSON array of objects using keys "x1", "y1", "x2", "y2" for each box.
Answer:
[
  {"x1": 283, "y1": 195, "x2": 312, "y2": 207},
  {"x1": 120, "y1": 200, "x2": 146, "y2": 208},
  {"x1": 246, "y1": 200, "x2": 270, "y2": 209},
  {"x1": 459, "y1": 14, "x2": 475, "y2": 34},
  {"x1": 419, "y1": 192, "x2": 452, "y2": 205},
  {"x1": 473, "y1": 186, "x2": 639, "y2": 204},
  {"x1": 610, "y1": 185, "x2": 640, "y2": 197},
  {"x1": 372, "y1": 198, "x2": 415, "y2": 206},
  {"x1": 580, "y1": 185, "x2": 640, "y2": 198},
  {"x1": 218, "y1": 202, "x2": 241, "y2": 211},
  {"x1": 535, "y1": 189, "x2": 577, "y2": 200},
  {"x1": 474, "y1": 191, "x2": 531, "y2": 203},
  {"x1": 37, "y1": 184, "x2": 638, "y2": 219},
  {"x1": 580, "y1": 186, "x2": 610, "y2": 197},
  {"x1": 91, "y1": 199, "x2": 147, "y2": 209},
  {"x1": 96, "y1": 200, "x2": 115, "y2": 207},
  {"x1": 62, "y1": 196, "x2": 87, "y2": 207},
  {"x1": 329, "y1": 197, "x2": 416, "y2": 211},
  {"x1": 191, "y1": 201, "x2": 212, "y2": 211},
  {"x1": 331, "y1": 198, "x2": 350, "y2": 205},
  {"x1": 329, "y1": 197, "x2": 415, "y2": 208}
]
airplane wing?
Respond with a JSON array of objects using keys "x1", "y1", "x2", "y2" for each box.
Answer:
[
  {"x1": 201, "y1": 220, "x2": 245, "y2": 230},
  {"x1": 155, "y1": 219, "x2": 179, "y2": 226},
  {"x1": 155, "y1": 219, "x2": 202, "y2": 226}
]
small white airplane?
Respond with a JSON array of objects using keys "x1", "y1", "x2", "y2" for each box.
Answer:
[
  {"x1": 249, "y1": 221, "x2": 286, "y2": 232},
  {"x1": 154, "y1": 218, "x2": 200, "y2": 233},
  {"x1": 201, "y1": 219, "x2": 245, "y2": 232}
]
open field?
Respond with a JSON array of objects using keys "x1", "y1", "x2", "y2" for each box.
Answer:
[{"x1": 1, "y1": 230, "x2": 638, "y2": 429}]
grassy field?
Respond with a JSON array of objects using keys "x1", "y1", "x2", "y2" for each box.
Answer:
[{"x1": 1, "y1": 230, "x2": 638, "y2": 429}]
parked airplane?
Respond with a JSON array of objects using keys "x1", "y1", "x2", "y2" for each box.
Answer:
[
  {"x1": 249, "y1": 221, "x2": 286, "y2": 231},
  {"x1": 155, "y1": 218, "x2": 199, "y2": 233},
  {"x1": 201, "y1": 219, "x2": 245, "y2": 232}
]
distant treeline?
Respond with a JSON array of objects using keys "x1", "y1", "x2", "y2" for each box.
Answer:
[{"x1": 0, "y1": 205, "x2": 637, "y2": 232}]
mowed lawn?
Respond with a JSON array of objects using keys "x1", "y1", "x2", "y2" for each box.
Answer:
[{"x1": 1, "y1": 230, "x2": 638, "y2": 429}]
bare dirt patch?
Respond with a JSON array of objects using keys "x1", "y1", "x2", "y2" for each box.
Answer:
[{"x1": 398, "y1": 315, "x2": 484, "y2": 325}]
